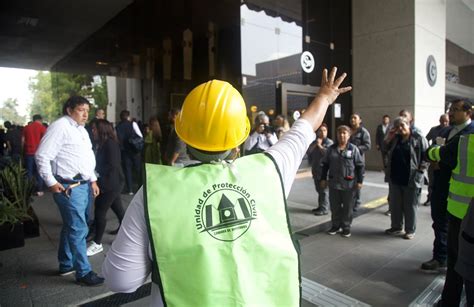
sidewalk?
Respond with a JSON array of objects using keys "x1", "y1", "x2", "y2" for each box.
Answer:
[{"x1": 0, "y1": 170, "x2": 443, "y2": 306}]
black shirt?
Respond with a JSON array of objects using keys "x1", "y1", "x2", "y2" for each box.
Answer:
[{"x1": 390, "y1": 137, "x2": 411, "y2": 186}]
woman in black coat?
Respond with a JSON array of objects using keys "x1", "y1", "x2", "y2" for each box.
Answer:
[{"x1": 87, "y1": 119, "x2": 125, "y2": 256}]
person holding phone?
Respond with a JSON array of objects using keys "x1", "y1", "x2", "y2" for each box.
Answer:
[{"x1": 384, "y1": 116, "x2": 428, "y2": 240}]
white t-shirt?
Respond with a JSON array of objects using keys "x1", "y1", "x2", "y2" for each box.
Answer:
[{"x1": 101, "y1": 119, "x2": 315, "y2": 306}]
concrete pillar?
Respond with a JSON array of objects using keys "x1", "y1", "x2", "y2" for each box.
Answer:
[{"x1": 352, "y1": 0, "x2": 445, "y2": 170}]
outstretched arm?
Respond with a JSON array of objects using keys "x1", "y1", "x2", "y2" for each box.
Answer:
[{"x1": 301, "y1": 67, "x2": 352, "y2": 131}]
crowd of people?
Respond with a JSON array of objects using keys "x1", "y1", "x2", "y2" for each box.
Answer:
[{"x1": 2, "y1": 67, "x2": 473, "y2": 306}]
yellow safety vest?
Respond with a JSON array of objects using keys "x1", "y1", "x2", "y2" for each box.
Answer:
[
  {"x1": 448, "y1": 134, "x2": 474, "y2": 218},
  {"x1": 145, "y1": 153, "x2": 301, "y2": 307}
]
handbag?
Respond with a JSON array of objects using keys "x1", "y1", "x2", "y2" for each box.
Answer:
[{"x1": 128, "y1": 134, "x2": 144, "y2": 152}]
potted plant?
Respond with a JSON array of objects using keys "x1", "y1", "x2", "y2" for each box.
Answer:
[
  {"x1": 0, "y1": 161, "x2": 37, "y2": 238},
  {"x1": 0, "y1": 196, "x2": 30, "y2": 251}
]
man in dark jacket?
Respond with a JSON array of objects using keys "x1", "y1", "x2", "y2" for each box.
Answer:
[
  {"x1": 349, "y1": 113, "x2": 371, "y2": 211},
  {"x1": 115, "y1": 110, "x2": 142, "y2": 195},
  {"x1": 421, "y1": 100, "x2": 474, "y2": 278}
]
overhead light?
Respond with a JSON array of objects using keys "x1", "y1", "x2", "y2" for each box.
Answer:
[{"x1": 96, "y1": 61, "x2": 109, "y2": 66}]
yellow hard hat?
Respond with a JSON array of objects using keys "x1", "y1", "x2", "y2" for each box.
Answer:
[{"x1": 175, "y1": 80, "x2": 251, "y2": 152}]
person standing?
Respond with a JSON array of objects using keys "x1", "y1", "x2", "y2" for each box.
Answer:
[
  {"x1": 349, "y1": 113, "x2": 371, "y2": 211},
  {"x1": 244, "y1": 118, "x2": 278, "y2": 155},
  {"x1": 321, "y1": 125, "x2": 364, "y2": 237},
  {"x1": 165, "y1": 109, "x2": 190, "y2": 166},
  {"x1": 455, "y1": 198, "x2": 474, "y2": 307},
  {"x1": 383, "y1": 116, "x2": 428, "y2": 240},
  {"x1": 101, "y1": 68, "x2": 351, "y2": 306},
  {"x1": 144, "y1": 116, "x2": 162, "y2": 165},
  {"x1": 425, "y1": 100, "x2": 474, "y2": 306},
  {"x1": 375, "y1": 115, "x2": 391, "y2": 169},
  {"x1": 22, "y1": 114, "x2": 46, "y2": 195},
  {"x1": 423, "y1": 114, "x2": 450, "y2": 206},
  {"x1": 87, "y1": 119, "x2": 125, "y2": 256},
  {"x1": 35, "y1": 96, "x2": 103, "y2": 286},
  {"x1": 421, "y1": 100, "x2": 474, "y2": 275},
  {"x1": 307, "y1": 123, "x2": 333, "y2": 215},
  {"x1": 4, "y1": 121, "x2": 22, "y2": 163},
  {"x1": 116, "y1": 110, "x2": 143, "y2": 195}
]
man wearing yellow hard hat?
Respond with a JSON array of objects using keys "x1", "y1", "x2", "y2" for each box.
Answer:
[{"x1": 102, "y1": 67, "x2": 351, "y2": 306}]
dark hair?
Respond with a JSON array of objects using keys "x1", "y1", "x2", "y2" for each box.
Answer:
[
  {"x1": 62, "y1": 96, "x2": 90, "y2": 115},
  {"x1": 351, "y1": 112, "x2": 361, "y2": 119},
  {"x1": 119, "y1": 110, "x2": 130, "y2": 121},
  {"x1": 451, "y1": 99, "x2": 473, "y2": 112},
  {"x1": 92, "y1": 119, "x2": 118, "y2": 146},
  {"x1": 169, "y1": 108, "x2": 180, "y2": 117},
  {"x1": 382, "y1": 114, "x2": 390, "y2": 119},
  {"x1": 318, "y1": 123, "x2": 328, "y2": 129},
  {"x1": 4, "y1": 121, "x2": 12, "y2": 129},
  {"x1": 32, "y1": 114, "x2": 42, "y2": 121}
]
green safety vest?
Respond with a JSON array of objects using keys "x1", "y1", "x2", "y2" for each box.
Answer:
[
  {"x1": 448, "y1": 134, "x2": 474, "y2": 218},
  {"x1": 145, "y1": 153, "x2": 301, "y2": 307}
]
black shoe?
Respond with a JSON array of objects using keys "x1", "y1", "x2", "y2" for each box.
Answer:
[
  {"x1": 421, "y1": 259, "x2": 446, "y2": 272},
  {"x1": 384, "y1": 228, "x2": 403, "y2": 235},
  {"x1": 313, "y1": 209, "x2": 328, "y2": 216},
  {"x1": 341, "y1": 229, "x2": 351, "y2": 238},
  {"x1": 76, "y1": 271, "x2": 104, "y2": 287},
  {"x1": 423, "y1": 200, "x2": 430, "y2": 206},
  {"x1": 327, "y1": 227, "x2": 340, "y2": 235},
  {"x1": 59, "y1": 267, "x2": 76, "y2": 276},
  {"x1": 353, "y1": 206, "x2": 359, "y2": 212}
]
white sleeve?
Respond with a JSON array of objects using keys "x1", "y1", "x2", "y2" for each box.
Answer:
[
  {"x1": 244, "y1": 132, "x2": 258, "y2": 151},
  {"x1": 267, "y1": 133, "x2": 278, "y2": 146},
  {"x1": 132, "y1": 122, "x2": 143, "y2": 138},
  {"x1": 266, "y1": 119, "x2": 315, "y2": 198},
  {"x1": 102, "y1": 187, "x2": 152, "y2": 293},
  {"x1": 35, "y1": 120, "x2": 65, "y2": 187}
]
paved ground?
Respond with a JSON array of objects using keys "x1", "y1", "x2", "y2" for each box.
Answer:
[{"x1": 0, "y1": 169, "x2": 444, "y2": 306}]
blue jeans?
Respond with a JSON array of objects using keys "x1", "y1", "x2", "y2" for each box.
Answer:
[
  {"x1": 24, "y1": 155, "x2": 44, "y2": 192},
  {"x1": 53, "y1": 183, "x2": 91, "y2": 278}
]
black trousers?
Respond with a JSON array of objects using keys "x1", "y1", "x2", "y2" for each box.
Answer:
[
  {"x1": 441, "y1": 214, "x2": 463, "y2": 306},
  {"x1": 93, "y1": 190, "x2": 125, "y2": 244}
]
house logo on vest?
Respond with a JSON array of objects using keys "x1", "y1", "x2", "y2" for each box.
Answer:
[{"x1": 194, "y1": 183, "x2": 257, "y2": 242}]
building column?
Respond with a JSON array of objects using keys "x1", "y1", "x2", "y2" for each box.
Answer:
[{"x1": 352, "y1": 0, "x2": 446, "y2": 169}]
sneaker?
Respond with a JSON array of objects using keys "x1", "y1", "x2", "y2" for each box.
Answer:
[
  {"x1": 384, "y1": 210, "x2": 391, "y2": 216},
  {"x1": 35, "y1": 191, "x2": 44, "y2": 197},
  {"x1": 87, "y1": 241, "x2": 103, "y2": 256},
  {"x1": 403, "y1": 233, "x2": 415, "y2": 240},
  {"x1": 327, "y1": 227, "x2": 340, "y2": 235},
  {"x1": 128, "y1": 192, "x2": 134, "y2": 196},
  {"x1": 420, "y1": 259, "x2": 447, "y2": 272},
  {"x1": 341, "y1": 229, "x2": 351, "y2": 238},
  {"x1": 313, "y1": 209, "x2": 328, "y2": 216},
  {"x1": 385, "y1": 228, "x2": 403, "y2": 235},
  {"x1": 59, "y1": 267, "x2": 76, "y2": 276},
  {"x1": 76, "y1": 271, "x2": 104, "y2": 287}
]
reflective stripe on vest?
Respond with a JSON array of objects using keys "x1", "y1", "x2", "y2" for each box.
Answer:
[
  {"x1": 144, "y1": 153, "x2": 300, "y2": 307},
  {"x1": 448, "y1": 134, "x2": 474, "y2": 219},
  {"x1": 428, "y1": 145, "x2": 441, "y2": 162}
]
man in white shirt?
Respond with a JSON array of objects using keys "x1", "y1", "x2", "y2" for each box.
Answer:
[
  {"x1": 101, "y1": 67, "x2": 351, "y2": 305},
  {"x1": 244, "y1": 114, "x2": 278, "y2": 154},
  {"x1": 36, "y1": 96, "x2": 103, "y2": 287}
]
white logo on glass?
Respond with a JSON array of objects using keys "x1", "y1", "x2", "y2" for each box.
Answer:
[{"x1": 300, "y1": 51, "x2": 315, "y2": 73}]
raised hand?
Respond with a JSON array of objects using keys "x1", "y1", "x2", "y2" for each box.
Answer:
[{"x1": 318, "y1": 67, "x2": 352, "y2": 105}]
